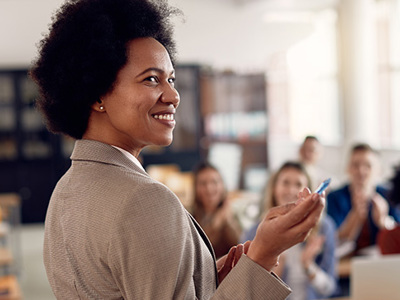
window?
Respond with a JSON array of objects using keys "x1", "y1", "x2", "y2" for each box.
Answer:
[
  {"x1": 376, "y1": 0, "x2": 400, "y2": 149},
  {"x1": 267, "y1": 9, "x2": 340, "y2": 146}
]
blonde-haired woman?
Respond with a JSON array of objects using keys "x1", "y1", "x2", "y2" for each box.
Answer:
[{"x1": 242, "y1": 161, "x2": 338, "y2": 300}]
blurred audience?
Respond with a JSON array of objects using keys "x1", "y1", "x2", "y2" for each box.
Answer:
[
  {"x1": 327, "y1": 143, "x2": 400, "y2": 256},
  {"x1": 377, "y1": 165, "x2": 400, "y2": 254},
  {"x1": 299, "y1": 136, "x2": 332, "y2": 190},
  {"x1": 242, "y1": 161, "x2": 338, "y2": 300},
  {"x1": 389, "y1": 164, "x2": 400, "y2": 214},
  {"x1": 191, "y1": 162, "x2": 241, "y2": 259}
]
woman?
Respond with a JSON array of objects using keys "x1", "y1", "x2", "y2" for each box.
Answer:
[
  {"x1": 30, "y1": 0, "x2": 325, "y2": 299},
  {"x1": 192, "y1": 162, "x2": 241, "y2": 259},
  {"x1": 243, "y1": 162, "x2": 337, "y2": 300}
]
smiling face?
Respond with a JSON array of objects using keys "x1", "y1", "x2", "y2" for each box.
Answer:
[
  {"x1": 348, "y1": 150, "x2": 377, "y2": 188},
  {"x1": 195, "y1": 168, "x2": 225, "y2": 214},
  {"x1": 84, "y1": 37, "x2": 180, "y2": 156},
  {"x1": 273, "y1": 167, "x2": 309, "y2": 206}
]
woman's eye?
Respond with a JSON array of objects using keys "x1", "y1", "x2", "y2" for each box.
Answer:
[{"x1": 145, "y1": 76, "x2": 157, "y2": 83}]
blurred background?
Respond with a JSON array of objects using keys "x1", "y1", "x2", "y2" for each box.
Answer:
[{"x1": 0, "y1": 0, "x2": 399, "y2": 298}]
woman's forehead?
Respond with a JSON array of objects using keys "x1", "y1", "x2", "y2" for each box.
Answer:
[{"x1": 126, "y1": 38, "x2": 172, "y2": 69}]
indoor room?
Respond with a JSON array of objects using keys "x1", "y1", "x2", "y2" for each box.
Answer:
[{"x1": 0, "y1": 0, "x2": 399, "y2": 299}]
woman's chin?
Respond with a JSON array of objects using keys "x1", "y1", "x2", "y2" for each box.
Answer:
[{"x1": 155, "y1": 136, "x2": 174, "y2": 147}]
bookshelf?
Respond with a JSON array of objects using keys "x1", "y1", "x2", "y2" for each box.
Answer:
[{"x1": 0, "y1": 69, "x2": 69, "y2": 223}]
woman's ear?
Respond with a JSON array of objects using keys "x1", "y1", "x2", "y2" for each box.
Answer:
[{"x1": 92, "y1": 99, "x2": 105, "y2": 112}]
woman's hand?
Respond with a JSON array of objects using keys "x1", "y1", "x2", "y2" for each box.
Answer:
[
  {"x1": 217, "y1": 241, "x2": 251, "y2": 283},
  {"x1": 272, "y1": 253, "x2": 286, "y2": 277},
  {"x1": 247, "y1": 188, "x2": 324, "y2": 271}
]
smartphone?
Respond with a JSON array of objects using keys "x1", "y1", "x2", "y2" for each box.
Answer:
[{"x1": 314, "y1": 178, "x2": 331, "y2": 195}]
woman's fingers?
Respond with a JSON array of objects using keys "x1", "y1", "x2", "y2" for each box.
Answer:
[
  {"x1": 297, "y1": 187, "x2": 312, "y2": 204},
  {"x1": 243, "y1": 240, "x2": 251, "y2": 254},
  {"x1": 217, "y1": 246, "x2": 234, "y2": 270},
  {"x1": 265, "y1": 192, "x2": 323, "y2": 232},
  {"x1": 287, "y1": 193, "x2": 323, "y2": 227},
  {"x1": 287, "y1": 195, "x2": 324, "y2": 242},
  {"x1": 224, "y1": 246, "x2": 236, "y2": 268},
  {"x1": 234, "y1": 243, "x2": 244, "y2": 265},
  {"x1": 266, "y1": 202, "x2": 297, "y2": 220},
  {"x1": 217, "y1": 243, "x2": 247, "y2": 283}
]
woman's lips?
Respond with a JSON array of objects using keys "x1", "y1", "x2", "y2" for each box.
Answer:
[
  {"x1": 152, "y1": 113, "x2": 176, "y2": 128},
  {"x1": 152, "y1": 113, "x2": 175, "y2": 121}
]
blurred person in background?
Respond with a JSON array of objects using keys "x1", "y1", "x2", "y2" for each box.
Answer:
[
  {"x1": 377, "y1": 165, "x2": 400, "y2": 254},
  {"x1": 327, "y1": 143, "x2": 399, "y2": 256},
  {"x1": 299, "y1": 136, "x2": 332, "y2": 190},
  {"x1": 192, "y1": 162, "x2": 242, "y2": 259},
  {"x1": 389, "y1": 164, "x2": 400, "y2": 215},
  {"x1": 242, "y1": 161, "x2": 338, "y2": 300}
]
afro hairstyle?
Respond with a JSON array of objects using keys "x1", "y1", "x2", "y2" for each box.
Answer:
[{"x1": 30, "y1": 0, "x2": 179, "y2": 139}]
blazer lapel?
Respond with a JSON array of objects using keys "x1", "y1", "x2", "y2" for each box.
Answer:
[
  {"x1": 188, "y1": 212, "x2": 220, "y2": 286},
  {"x1": 188, "y1": 213, "x2": 216, "y2": 259}
]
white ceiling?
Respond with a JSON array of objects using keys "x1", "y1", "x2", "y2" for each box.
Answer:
[{"x1": 221, "y1": 0, "x2": 339, "y2": 10}]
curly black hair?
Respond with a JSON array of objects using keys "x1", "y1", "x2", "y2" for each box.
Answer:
[{"x1": 30, "y1": 0, "x2": 180, "y2": 139}]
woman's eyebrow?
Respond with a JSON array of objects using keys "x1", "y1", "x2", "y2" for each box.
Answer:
[{"x1": 136, "y1": 67, "x2": 175, "y2": 77}]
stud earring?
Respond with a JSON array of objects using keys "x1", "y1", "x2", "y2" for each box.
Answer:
[{"x1": 99, "y1": 106, "x2": 104, "y2": 110}]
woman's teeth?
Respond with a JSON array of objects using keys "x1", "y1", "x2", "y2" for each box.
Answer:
[{"x1": 153, "y1": 114, "x2": 174, "y2": 120}]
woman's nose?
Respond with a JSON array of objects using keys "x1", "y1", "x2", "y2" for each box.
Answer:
[{"x1": 161, "y1": 84, "x2": 180, "y2": 108}]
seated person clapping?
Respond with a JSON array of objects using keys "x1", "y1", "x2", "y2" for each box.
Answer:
[
  {"x1": 242, "y1": 162, "x2": 338, "y2": 300},
  {"x1": 327, "y1": 144, "x2": 400, "y2": 256}
]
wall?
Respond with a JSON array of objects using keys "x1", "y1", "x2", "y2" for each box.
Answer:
[
  {"x1": 0, "y1": 0, "x2": 64, "y2": 68},
  {"x1": 170, "y1": 0, "x2": 315, "y2": 71},
  {"x1": 0, "y1": 0, "x2": 314, "y2": 71}
]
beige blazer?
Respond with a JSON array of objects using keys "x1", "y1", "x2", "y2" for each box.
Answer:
[{"x1": 44, "y1": 139, "x2": 290, "y2": 299}]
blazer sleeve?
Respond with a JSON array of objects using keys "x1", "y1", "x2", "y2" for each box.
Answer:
[
  {"x1": 213, "y1": 255, "x2": 291, "y2": 299},
  {"x1": 108, "y1": 179, "x2": 291, "y2": 299}
]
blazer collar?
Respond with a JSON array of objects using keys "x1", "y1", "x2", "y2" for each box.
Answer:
[{"x1": 71, "y1": 139, "x2": 147, "y2": 176}]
